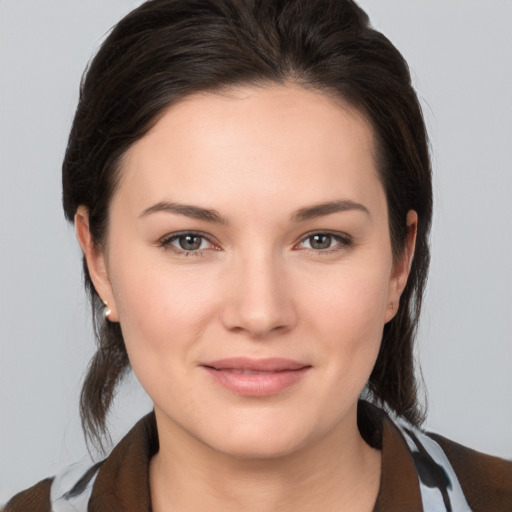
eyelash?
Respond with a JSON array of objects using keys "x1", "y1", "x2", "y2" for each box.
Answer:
[
  {"x1": 297, "y1": 231, "x2": 353, "y2": 255},
  {"x1": 159, "y1": 231, "x2": 216, "y2": 257},
  {"x1": 159, "y1": 231, "x2": 353, "y2": 257}
]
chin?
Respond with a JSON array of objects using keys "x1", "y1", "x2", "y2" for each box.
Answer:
[
  {"x1": 211, "y1": 434, "x2": 307, "y2": 460},
  {"x1": 198, "y1": 416, "x2": 318, "y2": 460}
]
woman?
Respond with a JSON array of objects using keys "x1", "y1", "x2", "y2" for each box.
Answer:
[{"x1": 5, "y1": 0, "x2": 511, "y2": 511}]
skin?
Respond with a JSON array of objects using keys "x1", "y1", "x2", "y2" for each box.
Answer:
[{"x1": 76, "y1": 84, "x2": 417, "y2": 511}]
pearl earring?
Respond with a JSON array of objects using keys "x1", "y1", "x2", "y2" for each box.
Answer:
[{"x1": 102, "y1": 299, "x2": 112, "y2": 320}]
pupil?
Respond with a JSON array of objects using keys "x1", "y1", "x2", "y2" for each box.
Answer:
[
  {"x1": 311, "y1": 234, "x2": 331, "y2": 250},
  {"x1": 179, "y1": 235, "x2": 201, "y2": 250}
]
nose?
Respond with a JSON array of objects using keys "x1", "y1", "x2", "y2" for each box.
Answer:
[{"x1": 219, "y1": 252, "x2": 297, "y2": 339}]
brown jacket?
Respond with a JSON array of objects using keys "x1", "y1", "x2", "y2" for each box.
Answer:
[{"x1": 5, "y1": 404, "x2": 512, "y2": 511}]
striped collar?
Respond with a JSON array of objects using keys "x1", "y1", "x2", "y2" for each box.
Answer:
[{"x1": 49, "y1": 403, "x2": 472, "y2": 512}]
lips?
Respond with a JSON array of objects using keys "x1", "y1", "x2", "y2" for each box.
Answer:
[
  {"x1": 200, "y1": 357, "x2": 311, "y2": 396},
  {"x1": 203, "y1": 357, "x2": 308, "y2": 372}
]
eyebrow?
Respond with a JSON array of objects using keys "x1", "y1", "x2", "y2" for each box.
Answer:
[
  {"x1": 140, "y1": 199, "x2": 369, "y2": 224},
  {"x1": 140, "y1": 201, "x2": 229, "y2": 224},
  {"x1": 291, "y1": 200, "x2": 370, "y2": 222}
]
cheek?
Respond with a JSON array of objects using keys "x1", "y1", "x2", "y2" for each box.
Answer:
[
  {"x1": 299, "y1": 264, "x2": 391, "y2": 341},
  {"x1": 108, "y1": 254, "x2": 221, "y2": 375},
  {"x1": 296, "y1": 262, "x2": 391, "y2": 390}
]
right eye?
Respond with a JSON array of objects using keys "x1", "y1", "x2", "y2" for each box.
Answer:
[{"x1": 160, "y1": 232, "x2": 216, "y2": 255}]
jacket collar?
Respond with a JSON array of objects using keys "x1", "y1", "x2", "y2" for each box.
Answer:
[{"x1": 88, "y1": 403, "x2": 423, "y2": 512}]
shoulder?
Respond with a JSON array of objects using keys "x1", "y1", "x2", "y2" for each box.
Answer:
[
  {"x1": 3, "y1": 412, "x2": 156, "y2": 512},
  {"x1": 4, "y1": 477, "x2": 53, "y2": 512},
  {"x1": 3, "y1": 459, "x2": 102, "y2": 512},
  {"x1": 364, "y1": 400, "x2": 512, "y2": 512},
  {"x1": 395, "y1": 415, "x2": 512, "y2": 512},
  {"x1": 428, "y1": 432, "x2": 512, "y2": 512}
]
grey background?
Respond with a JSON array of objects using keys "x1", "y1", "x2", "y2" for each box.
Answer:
[{"x1": 1, "y1": 0, "x2": 511, "y2": 503}]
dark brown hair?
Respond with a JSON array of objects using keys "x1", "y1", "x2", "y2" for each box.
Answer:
[{"x1": 62, "y1": 0, "x2": 432, "y2": 450}]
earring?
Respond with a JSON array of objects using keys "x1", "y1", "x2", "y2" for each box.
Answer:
[
  {"x1": 102, "y1": 299, "x2": 112, "y2": 320},
  {"x1": 388, "y1": 302, "x2": 395, "y2": 310}
]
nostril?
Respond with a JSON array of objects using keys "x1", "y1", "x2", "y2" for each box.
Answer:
[{"x1": 218, "y1": 264, "x2": 297, "y2": 336}]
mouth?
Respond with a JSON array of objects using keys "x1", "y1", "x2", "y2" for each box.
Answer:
[
  {"x1": 202, "y1": 357, "x2": 308, "y2": 372},
  {"x1": 210, "y1": 369, "x2": 286, "y2": 375},
  {"x1": 200, "y1": 358, "x2": 311, "y2": 396}
]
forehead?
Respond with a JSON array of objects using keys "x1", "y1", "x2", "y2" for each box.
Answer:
[{"x1": 117, "y1": 84, "x2": 383, "y2": 216}]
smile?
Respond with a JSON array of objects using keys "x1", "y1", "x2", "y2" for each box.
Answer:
[
  {"x1": 200, "y1": 358, "x2": 311, "y2": 396},
  {"x1": 216, "y1": 369, "x2": 282, "y2": 375}
]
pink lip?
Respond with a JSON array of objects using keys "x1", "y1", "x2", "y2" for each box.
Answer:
[{"x1": 200, "y1": 358, "x2": 311, "y2": 397}]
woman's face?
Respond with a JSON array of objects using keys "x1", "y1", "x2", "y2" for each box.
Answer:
[{"x1": 80, "y1": 84, "x2": 415, "y2": 458}]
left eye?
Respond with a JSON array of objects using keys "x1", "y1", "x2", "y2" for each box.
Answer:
[{"x1": 299, "y1": 233, "x2": 350, "y2": 251}]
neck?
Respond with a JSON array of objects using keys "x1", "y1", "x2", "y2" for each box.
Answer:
[{"x1": 149, "y1": 407, "x2": 381, "y2": 512}]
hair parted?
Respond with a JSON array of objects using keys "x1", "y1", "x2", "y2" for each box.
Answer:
[{"x1": 62, "y1": 0, "x2": 432, "y2": 451}]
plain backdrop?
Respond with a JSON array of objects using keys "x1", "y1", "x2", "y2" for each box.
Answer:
[{"x1": 1, "y1": 0, "x2": 511, "y2": 503}]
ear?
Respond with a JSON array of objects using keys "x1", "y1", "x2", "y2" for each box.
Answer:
[
  {"x1": 385, "y1": 210, "x2": 417, "y2": 323},
  {"x1": 75, "y1": 206, "x2": 118, "y2": 322}
]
